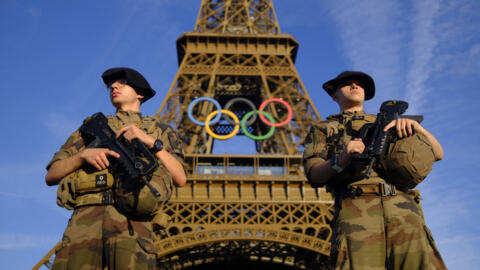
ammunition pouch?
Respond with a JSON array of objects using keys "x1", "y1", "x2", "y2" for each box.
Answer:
[
  {"x1": 114, "y1": 163, "x2": 173, "y2": 221},
  {"x1": 382, "y1": 133, "x2": 435, "y2": 189},
  {"x1": 74, "y1": 168, "x2": 114, "y2": 193},
  {"x1": 56, "y1": 176, "x2": 76, "y2": 210},
  {"x1": 56, "y1": 168, "x2": 115, "y2": 209}
]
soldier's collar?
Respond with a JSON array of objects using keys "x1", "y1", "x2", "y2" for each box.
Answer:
[
  {"x1": 327, "y1": 110, "x2": 366, "y2": 122},
  {"x1": 116, "y1": 110, "x2": 143, "y2": 123}
]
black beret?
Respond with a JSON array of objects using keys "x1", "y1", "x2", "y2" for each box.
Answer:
[
  {"x1": 322, "y1": 71, "x2": 375, "y2": 101},
  {"x1": 101, "y1": 67, "x2": 156, "y2": 103}
]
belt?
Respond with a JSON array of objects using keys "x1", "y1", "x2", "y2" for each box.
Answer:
[
  {"x1": 75, "y1": 190, "x2": 114, "y2": 208},
  {"x1": 342, "y1": 183, "x2": 402, "y2": 198}
]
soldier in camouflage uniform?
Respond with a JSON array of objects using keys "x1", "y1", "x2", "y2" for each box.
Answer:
[
  {"x1": 303, "y1": 71, "x2": 447, "y2": 270},
  {"x1": 45, "y1": 67, "x2": 187, "y2": 270}
]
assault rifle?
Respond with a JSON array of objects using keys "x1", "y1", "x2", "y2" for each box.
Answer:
[
  {"x1": 354, "y1": 100, "x2": 423, "y2": 179},
  {"x1": 79, "y1": 112, "x2": 160, "y2": 197}
]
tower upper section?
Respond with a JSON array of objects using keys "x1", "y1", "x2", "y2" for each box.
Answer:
[{"x1": 194, "y1": 0, "x2": 280, "y2": 35}]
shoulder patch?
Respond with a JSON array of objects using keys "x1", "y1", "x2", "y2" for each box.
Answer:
[{"x1": 139, "y1": 116, "x2": 156, "y2": 132}]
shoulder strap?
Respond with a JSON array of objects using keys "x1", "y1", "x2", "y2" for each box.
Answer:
[
  {"x1": 364, "y1": 113, "x2": 377, "y2": 122},
  {"x1": 140, "y1": 116, "x2": 158, "y2": 134},
  {"x1": 314, "y1": 117, "x2": 344, "y2": 138}
]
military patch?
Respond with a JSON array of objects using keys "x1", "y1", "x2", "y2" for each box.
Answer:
[
  {"x1": 95, "y1": 174, "x2": 108, "y2": 187},
  {"x1": 167, "y1": 130, "x2": 184, "y2": 157},
  {"x1": 73, "y1": 140, "x2": 84, "y2": 151},
  {"x1": 61, "y1": 131, "x2": 83, "y2": 150}
]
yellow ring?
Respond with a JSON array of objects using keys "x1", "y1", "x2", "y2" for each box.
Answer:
[{"x1": 205, "y1": 110, "x2": 239, "y2": 140}]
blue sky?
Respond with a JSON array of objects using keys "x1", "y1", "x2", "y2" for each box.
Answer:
[{"x1": 0, "y1": 0, "x2": 479, "y2": 269}]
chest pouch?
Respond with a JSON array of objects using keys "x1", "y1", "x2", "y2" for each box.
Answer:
[
  {"x1": 74, "y1": 167, "x2": 114, "y2": 194},
  {"x1": 328, "y1": 117, "x2": 380, "y2": 185},
  {"x1": 56, "y1": 176, "x2": 77, "y2": 210},
  {"x1": 55, "y1": 167, "x2": 114, "y2": 210}
]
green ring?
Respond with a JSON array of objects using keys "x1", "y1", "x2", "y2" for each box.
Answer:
[{"x1": 241, "y1": 111, "x2": 275, "y2": 140}]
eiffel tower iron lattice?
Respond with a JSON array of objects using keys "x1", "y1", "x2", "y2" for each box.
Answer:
[{"x1": 153, "y1": 0, "x2": 334, "y2": 269}]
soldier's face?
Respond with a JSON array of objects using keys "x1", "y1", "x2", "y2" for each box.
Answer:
[
  {"x1": 108, "y1": 79, "x2": 144, "y2": 108},
  {"x1": 333, "y1": 80, "x2": 365, "y2": 104}
]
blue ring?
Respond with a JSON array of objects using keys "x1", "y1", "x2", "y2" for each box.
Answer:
[{"x1": 188, "y1": 97, "x2": 222, "y2": 126}]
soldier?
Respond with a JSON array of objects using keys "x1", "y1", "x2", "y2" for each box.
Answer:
[
  {"x1": 45, "y1": 67, "x2": 187, "y2": 269},
  {"x1": 303, "y1": 71, "x2": 447, "y2": 269}
]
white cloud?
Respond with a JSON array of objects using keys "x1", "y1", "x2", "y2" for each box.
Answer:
[
  {"x1": 434, "y1": 234, "x2": 480, "y2": 269},
  {"x1": 419, "y1": 172, "x2": 480, "y2": 269},
  {"x1": 449, "y1": 42, "x2": 480, "y2": 77},
  {"x1": 326, "y1": 0, "x2": 478, "y2": 115},
  {"x1": 27, "y1": 6, "x2": 41, "y2": 18},
  {"x1": 0, "y1": 233, "x2": 58, "y2": 250},
  {"x1": 0, "y1": 162, "x2": 71, "y2": 219},
  {"x1": 0, "y1": 163, "x2": 44, "y2": 178},
  {"x1": 326, "y1": 0, "x2": 409, "y2": 108},
  {"x1": 404, "y1": 0, "x2": 440, "y2": 114},
  {"x1": 0, "y1": 191, "x2": 24, "y2": 198},
  {"x1": 43, "y1": 112, "x2": 79, "y2": 139}
]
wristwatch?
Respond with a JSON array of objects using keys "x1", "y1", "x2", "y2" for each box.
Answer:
[
  {"x1": 330, "y1": 154, "x2": 344, "y2": 173},
  {"x1": 149, "y1": 139, "x2": 163, "y2": 154}
]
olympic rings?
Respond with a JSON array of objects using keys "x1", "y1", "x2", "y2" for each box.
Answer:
[
  {"x1": 224, "y1": 97, "x2": 257, "y2": 126},
  {"x1": 258, "y1": 98, "x2": 293, "y2": 127},
  {"x1": 205, "y1": 110, "x2": 240, "y2": 140},
  {"x1": 188, "y1": 97, "x2": 222, "y2": 126},
  {"x1": 187, "y1": 97, "x2": 292, "y2": 141},
  {"x1": 241, "y1": 111, "x2": 275, "y2": 140}
]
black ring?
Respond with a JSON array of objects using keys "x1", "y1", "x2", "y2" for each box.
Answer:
[{"x1": 223, "y1": 97, "x2": 258, "y2": 126}]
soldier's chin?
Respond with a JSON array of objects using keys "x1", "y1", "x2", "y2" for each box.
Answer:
[
  {"x1": 111, "y1": 98, "x2": 122, "y2": 108},
  {"x1": 350, "y1": 96, "x2": 364, "y2": 102}
]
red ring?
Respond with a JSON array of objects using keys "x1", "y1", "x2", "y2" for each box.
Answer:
[{"x1": 258, "y1": 98, "x2": 292, "y2": 127}]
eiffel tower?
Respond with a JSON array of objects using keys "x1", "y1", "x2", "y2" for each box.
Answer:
[{"x1": 153, "y1": 1, "x2": 334, "y2": 269}]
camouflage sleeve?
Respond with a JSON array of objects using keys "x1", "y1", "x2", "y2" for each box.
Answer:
[
  {"x1": 46, "y1": 129, "x2": 85, "y2": 170},
  {"x1": 302, "y1": 125, "x2": 329, "y2": 187},
  {"x1": 155, "y1": 122, "x2": 186, "y2": 172}
]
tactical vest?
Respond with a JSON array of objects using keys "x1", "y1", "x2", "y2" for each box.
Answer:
[
  {"x1": 56, "y1": 115, "x2": 173, "y2": 221},
  {"x1": 313, "y1": 112, "x2": 435, "y2": 190},
  {"x1": 317, "y1": 112, "x2": 386, "y2": 187}
]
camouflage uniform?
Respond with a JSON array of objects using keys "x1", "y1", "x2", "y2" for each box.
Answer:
[
  {"x1": 47, "y1": 110, "x2": 185, "y2": 270},
  {"x1": 303, "y1": 110, "x2": 446, "y2": 270}
]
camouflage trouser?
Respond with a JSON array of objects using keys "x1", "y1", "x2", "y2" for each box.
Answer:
[
  {"x1": 52, "y1": 205, "x2": 157, "y2": 270},
  {"x1": 330, "y1": 191, "x2": 447, "y2": 270}
]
